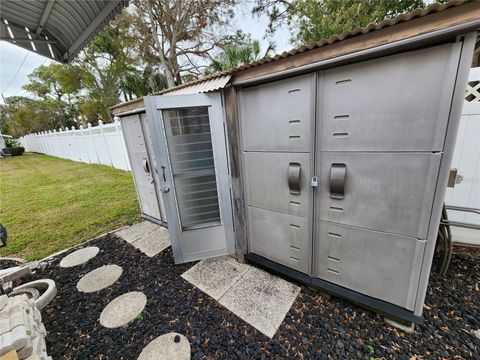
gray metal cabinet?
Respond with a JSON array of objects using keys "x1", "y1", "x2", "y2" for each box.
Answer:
[
  {"x1": 239, "y1": 39, "x2": 472, "y2": 320},
  {"x1": 240, "y1": 75, "x2": 315, "y2": 275},
  {"x1": 120, "y1": 113, "x2": 166, "y2": 224}
]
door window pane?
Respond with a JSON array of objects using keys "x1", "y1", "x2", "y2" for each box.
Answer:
[{"x1": 163, "y1": 107, "x2": 221, "y2": 230}]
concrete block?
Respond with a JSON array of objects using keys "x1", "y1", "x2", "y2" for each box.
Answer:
[
  {"x1": 115, "y1": 222, "x2": 160, "y2": 244},
  {"x1": 130, "y1": 227, "x2": 170, "y2": 257},
  {"x1": 218, "y1": 267, "x2": 300, "y2": 338},
  {"x1": 181, "y1": 256, "x2": 250, "y2": 300},
  {"x1": 385, "y1": 317, "x2": 415, "y2": 333}
]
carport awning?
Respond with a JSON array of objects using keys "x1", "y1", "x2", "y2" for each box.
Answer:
[{"x1": 0, "y1": 0, "x2": 128, "y2": 63}]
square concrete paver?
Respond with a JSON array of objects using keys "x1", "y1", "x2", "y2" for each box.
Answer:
[
  {"x1": 218, "y1": 267, "x2": 300, "y2": 338},
  {"x1": 115, "y1": 221, "x2": 159, "y2": 244},
  {"x1": 132, "y1": 227, "x2": 170, "y2": 257},
  {"x1": 181, "y1": 256, "x2": 300, "y2": 338},
  {"x1": 181, "y1": 256, "x2": 250, "y2": 300},
  {"x1": 115, "y1": 221, "x2": 170, "y2": 257}
]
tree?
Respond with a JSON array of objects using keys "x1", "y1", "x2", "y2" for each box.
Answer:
[
  {"x1": 22, "y1": 63, "x2": 83, "y2": 128},
  {"x1": 0, "y1": 96, "x2": 76, "y2": 136},
  {"x1": 120, "y1": 68, "x2": 168, "y2": 101},
  {"x1": 254, "y1": 0, "x2": 429, "y2": 44},
  {"x1": 205, "y1": 39, "x2": 275, "y2": 74},
  {"x1": 131, "y1": 0, "x2": 240, "y2": 88},
  {"x1": 74, "y1": 25, "x2": 135, "y2": 123}
]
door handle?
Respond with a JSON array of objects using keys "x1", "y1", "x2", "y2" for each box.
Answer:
[
  {"x1": 142, "y1": 158, "x2": 150, "y2": 174},
  {"x1": 161, "y1": 165, "x2": 167, "y2": 182},
  {"x1": 330, "y1": 163, "x2": 346, "y2": 199},
  {"x1": 288, "y1": 162, "x2": 301, "y2": 195}
]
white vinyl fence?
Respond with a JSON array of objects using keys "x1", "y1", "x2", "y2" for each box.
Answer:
[
  {"x1": 19, "y1": 120, "x2": 131, "y2": 171},
  {"x1": 445, "y1": 66, "x2": 480, "y2": 225}
]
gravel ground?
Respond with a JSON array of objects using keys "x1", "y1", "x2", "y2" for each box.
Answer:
[
  {"x1": 21, "y1": 234, "x2": 479, "y2": 359},
  {"x1": 0, "y1": 259, "x2": 24, "y2": 270}
]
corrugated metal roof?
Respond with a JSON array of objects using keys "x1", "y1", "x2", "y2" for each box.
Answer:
[
  {"x1": 111, "y1": 0, "x2": 475, "y2": 111},
  {"x1": 160, "y1": 75, "x2": 232, "y2": 95},
  {"x1": 0, "y1": 0, "x2": 128, "y2": 63}
]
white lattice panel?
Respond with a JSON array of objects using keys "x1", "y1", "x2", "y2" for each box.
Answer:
[{"x1": 465, "y1": 66, "x2": 480, "y2": 102}]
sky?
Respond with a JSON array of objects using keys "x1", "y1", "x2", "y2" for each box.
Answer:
[{"x1": 0, "y1": 2, "x2": 292, "y2": 104}]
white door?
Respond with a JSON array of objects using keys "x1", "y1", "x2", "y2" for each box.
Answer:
[
  {"x1": 121, "y1": 114, "x2": 163, "y2": 222},
  {"x1": 144, "y1": 93, "x2": 234, "y2": 263}
]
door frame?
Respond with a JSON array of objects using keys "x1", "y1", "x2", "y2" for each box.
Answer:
[{"x1": 144, "y1": 92, "x2": 235, "y2": 263}]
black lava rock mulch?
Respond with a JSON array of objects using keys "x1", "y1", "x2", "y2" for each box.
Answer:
[
  {"x1": 0, "y1": 259, "x2": 24, "y2": 270},
  {"x1": 24, "y1": 234, "x2": 479, "y2": 359}
]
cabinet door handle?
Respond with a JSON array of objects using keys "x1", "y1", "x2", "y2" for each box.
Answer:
[
  {"x1": 142, "y1": 158, "x2": 150, "y2": 174},
  {"x1": 160, "y1": 165, "x2": 167, "y2": 182},
  {"x1": 330, "y1": 163, "x2": 346, "y2": 199},
  {"x1": 288, "y1": 162, "x2": 301, "y2": 195}
]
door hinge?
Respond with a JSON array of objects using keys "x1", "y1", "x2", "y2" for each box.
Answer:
[{"x1": 311, "y1": 176, "x2": 319, "y2": 188}]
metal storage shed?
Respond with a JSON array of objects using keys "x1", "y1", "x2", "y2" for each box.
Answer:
[{"x1": 112, "y1": 0, "x2": 480, "y2": 325}]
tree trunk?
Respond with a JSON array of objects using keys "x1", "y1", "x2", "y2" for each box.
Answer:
[{"x1": 146, "y1": 0, "x2": 176, "y2": 88}]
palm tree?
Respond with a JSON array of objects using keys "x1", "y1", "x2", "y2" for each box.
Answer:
[{"x1": 205, "y1": 40, "x2": 276, "y2": 74}]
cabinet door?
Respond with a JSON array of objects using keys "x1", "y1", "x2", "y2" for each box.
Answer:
[
  {"x1": 319, "y1": 42, "x2": 461, "y2": 152},
  {"x1": 248, "y1": 207, "x2": 309, "y2": 273},
  {"x1": 314, "y1": 221, "x2": 425, "y2": 310},
  {"x1": 240, "y1": 74, "x2": 315, "y2": 275},
  {"x1": 244, "y1": 152, "x2": 311, "y2": 218},
  {"x1": 240, "y1": 74, "x2": 315, "y2": 152},
  {"x1": 317, "y1": 152, "x2": 441, "y2": 239}
]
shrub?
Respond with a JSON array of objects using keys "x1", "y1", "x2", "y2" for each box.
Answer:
[
  {"x1": 5, "y1": 138, "x2": 19, "y2": 148},
  {"x1": 9, "y1": 147, "x2": 25, "y2": 156}
]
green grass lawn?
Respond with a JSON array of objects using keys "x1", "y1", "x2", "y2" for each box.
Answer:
[{"x1": 0, "y1": 153, "x2": 141, "y2": 260}]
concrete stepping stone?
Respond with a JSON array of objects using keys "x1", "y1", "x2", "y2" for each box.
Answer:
[
  {"x1": 138, "y1": 333, "x2": 190, "y2": 360},
  {"x1": 99, "y1": 292, "x2": 146, "y2": 329},
  {"x1": 181, "y1": 256, "x2": 250, "y2": 300},
  {"x1": 59, "y1": 247, "x2": 99, "y2": 268},
  {"x1": 218, "y1": 267, "x2": 300, "y2": 338},
  {"x1": 181, "y1": 256, "x2": 300, "y2": 338},
  {"x1": 131, "y1": 227, "x2": 170, "y2": 257},
  {"x1": 76, "y1": 265, "x2": 122, "y2": 293},
  {"x1": 115, "y1": 222, "x2": 170, "y2": 257},
  {"x1": 115, "y1": 221, "x2": 159, "y2": 244}
]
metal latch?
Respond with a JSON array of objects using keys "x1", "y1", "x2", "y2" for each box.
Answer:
[
  {"x1": 311, "y1": 176, "x2": 319, "y2": 188},
  {"x1": 447, "y1": 169, "x2": 457, "y2": 187}
]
